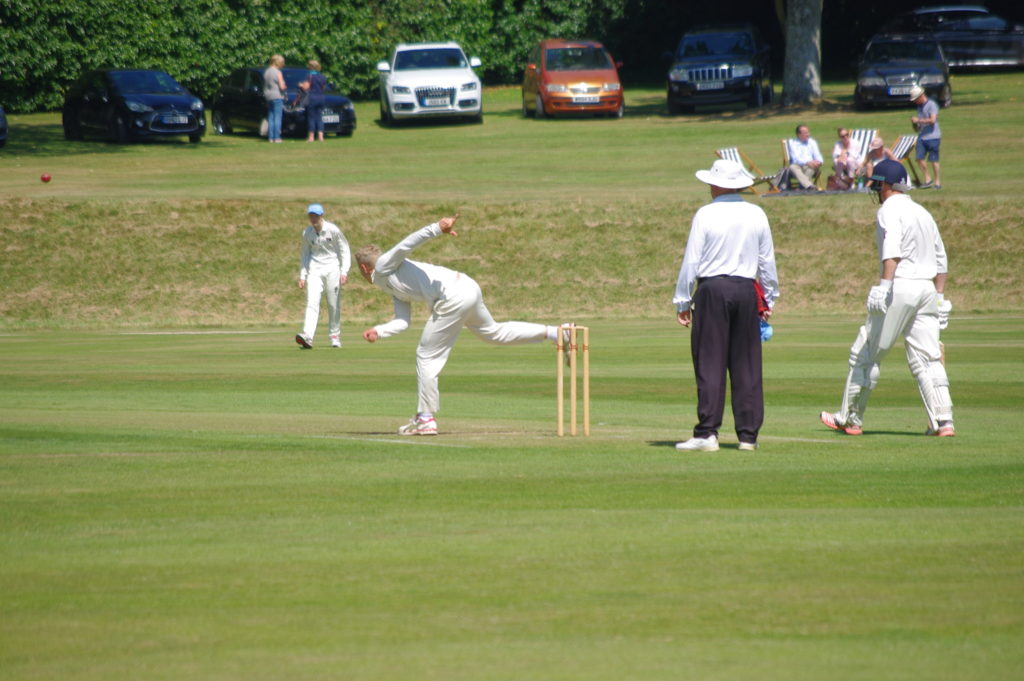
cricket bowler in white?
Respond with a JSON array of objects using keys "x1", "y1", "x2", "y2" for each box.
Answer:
[
  {"x1": 356, "y1": 214, "x2": 565, "y2": 436},
  {"x1": 820, "y1": 160, "x2": 955, "y2": 437},
  {"x1": 296, "y1": 203, "x2": 351, "y2": 349}
]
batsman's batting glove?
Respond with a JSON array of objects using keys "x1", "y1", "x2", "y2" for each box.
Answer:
[
  {"x1": 866, "y1": 279, "x2": 893, "y2": 315},
  {"x1": 937, "y1": 295, "x2": 952, "y2": 330}
]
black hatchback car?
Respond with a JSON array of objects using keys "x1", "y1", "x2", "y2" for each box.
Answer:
[
  {"x1": 666, "y1": 23, "x2": 773, "y2": 113},
  {"x1": 62, "y1": 69, "x2": 205, "y2": 143},
  {"x1": 854, "y1": 34, "x2": 952, "y2": 109},
  {"x1": 210, "y1": 67, "x2": 356, "y2": 138},
  {"x1": 878, "y1": 5, "x2": 1024, "y2": 69},
  {"x1": 0, "y1": 105, "x2": 8, "y2": 148}
]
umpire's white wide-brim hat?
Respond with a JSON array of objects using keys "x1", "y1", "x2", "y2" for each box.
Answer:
[{"x1": 696, "y1": 159, "x2": 754, "y2": 189}]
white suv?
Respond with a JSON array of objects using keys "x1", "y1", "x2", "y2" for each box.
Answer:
[{"x1": 377, "y1": 42, "x2": 483, "y2": 124}]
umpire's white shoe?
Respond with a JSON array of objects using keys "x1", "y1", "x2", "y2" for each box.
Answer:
[
  {"x1": 738, "y1": 441, "x2": 758, "y2": 451},
  {"x1": 675, "y1": 435, "x2": 719, "y2": 452},
  {"x1": 398, "y1": 415, "x2": 438, "y2": 436}
]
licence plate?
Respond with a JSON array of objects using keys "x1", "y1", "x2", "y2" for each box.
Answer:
[
  {"x1": 696, "y1": 81, "x2": 724, "y2": 91},
  {"x1": 425, "y1": 97, "x2": 449, "y2": 107},
  {"x1": 322, "y1": 114, "x2": 340, "y2": 123},
  {"x1": 163, "y1": 115, "x2": 188, "y2": 124},
  {"x1": 888, "y1": 86, "x2": 912, "y2": 96},
  {"x1": 572, "y1": 95, "x2": 599, "y2": 104}
]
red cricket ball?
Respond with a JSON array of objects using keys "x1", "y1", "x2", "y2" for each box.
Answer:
[{"x1": 41, "y1": 173, "x2": 52, "y2": 183}]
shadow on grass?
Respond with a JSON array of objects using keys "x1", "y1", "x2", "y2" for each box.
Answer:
[{"x1": 2, "y1": 123, "x2": 227, "y2": 158}]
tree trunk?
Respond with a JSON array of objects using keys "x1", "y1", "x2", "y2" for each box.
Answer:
[{"x1": 781, "y1": 0, "x2": 823, "y2": 106}]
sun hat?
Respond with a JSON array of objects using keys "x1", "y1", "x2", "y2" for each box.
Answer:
[
  {"x1": 870, "y1": 159, "x2": 912, "y2": 191},
  {"x1": 307, "y1": 203, "x2": 325, "y2": 215},
  {"x1": 908, "y1": 85, "x2": 925, "y2": 101},
  {"x1": 869, "y1": 137, "x2": 884, "y2": 150},
  {"x1": 695, "y1": 159, "x2": 754, "y2": 189}
]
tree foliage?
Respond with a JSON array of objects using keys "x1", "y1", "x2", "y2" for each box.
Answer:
[{"x1": 0, "y1": 0, "x2": 627, "y2": 112}]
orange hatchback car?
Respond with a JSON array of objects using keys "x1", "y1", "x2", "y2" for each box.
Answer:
[{"x1": 522, "y1": 39, "x2": 624, "y2": 119}]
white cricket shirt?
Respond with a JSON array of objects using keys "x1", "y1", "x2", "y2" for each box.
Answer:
[
  {"x1": 876, "y1": 194, "x2": 948, "y2": 280},
  {"x1": 673, "y1": 194, "x2": 780, "y2": 312},
  {"x1": 299, "y1": 220, "x2": 351, "y2": 280}
]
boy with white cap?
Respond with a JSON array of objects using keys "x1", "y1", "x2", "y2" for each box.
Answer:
[
  {"x1": 820, "y1": 159, "x2": 954, "y2": 437},
  {"x1": 296, "y1": 203, "x2": 350, "y2": 349},
  {"x1": 673, "y1": 159, "x2": 780, "y2": 452},
  {"x1": 356, "y1": 213, "x2": 567, "y2": 436}
]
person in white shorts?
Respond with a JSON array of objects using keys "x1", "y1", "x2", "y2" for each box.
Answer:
[
  {"x1": 296, "y1": 203, "x2": 350, "y2": 349},
  {"x1": 820, "y1": 160, "x2": 954, "y2": 437},
  {"x1": 356, "y1": 213, "x2": 565, "y2": 436}
]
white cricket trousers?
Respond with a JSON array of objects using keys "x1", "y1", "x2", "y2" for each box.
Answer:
[
  {"x1": 415, "y1": 275, "x2": 546, "y2": 414},
  {"x1": 303, "y1": 267, "x2": 342, "y2": 339},
  {"x1": 839, "y1": 278, "x2": 953, "y2": 429}
]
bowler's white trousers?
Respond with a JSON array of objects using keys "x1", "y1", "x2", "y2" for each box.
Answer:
[
  {"x1": 416, "y1": 275, "x2": 546, "y2": 414},
  {"x1": 839, "y1": 278, "x2": 953, "y2": 429},
  {"x1": 303, "y1": 266, "x2": 342, "y2": 339}
]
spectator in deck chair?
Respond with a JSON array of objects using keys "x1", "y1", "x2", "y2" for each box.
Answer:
[
  {"x1": 832, "y1": 128, "x2": 864, "y2": 188},
  {"x1": 786, "y1": 124, "x2": 823, "y2": 191}
]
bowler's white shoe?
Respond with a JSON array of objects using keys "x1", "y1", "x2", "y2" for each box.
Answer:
[
  {"x1": 926, "y1": 422, "x2": 955, "y2": 437},
  {"x1": 738, "y1": 442, "x2": 758, "y2": 451},
  {"x1": 295, "y1": 333, "x2": 313, "y2": 349},
  {"x1": 398, "y1": 415, "x2": 438, "y2": 436},
  {"x1": 675, "y1": 435, "x2": 719, "y2": 452},
  {"x1": 330, "y1": 334, "x2": 341, "y2": 348}
]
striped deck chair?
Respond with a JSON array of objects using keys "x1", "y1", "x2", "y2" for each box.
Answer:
[
  {"x1": 848, "y1": 128, "x2": 876, "y2": 164},
  {"x1": 780, "y1": 138, "x2": 824, "y2": 189},
  {"x1": 891, "y1": 134, "x2": 921, "y2": 186},
  {"x1": 715, "y1": 147, "x2": 771, "y2": 194}
]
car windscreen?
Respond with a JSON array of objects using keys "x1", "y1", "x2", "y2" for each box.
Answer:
[
  {"x1": 865, "y1": 41, "x2": 943, "y2": 63},
  {"x1": 279, "y1": 68, "x2": 334, "y2": 91},
  {"x1": 110, "y1": 71, "x2": 185, "y2": 94},
  {"x1": 394, "y1": 48, "x2": 467, "y2": 70},
  {"x1": 544, "y1": 47, "x2": 612, "y2": 71},
  {"x1": 678, "y1": 32, "x2": 754, "y2": 58}
]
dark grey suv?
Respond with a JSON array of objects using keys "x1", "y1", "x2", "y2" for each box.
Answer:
[
  {"x1": 878, "y1": 5, "x2": 1024, "y2": 69},
  {"x1": 666, "y1": 23, "x2": 773, "y2": 113}
]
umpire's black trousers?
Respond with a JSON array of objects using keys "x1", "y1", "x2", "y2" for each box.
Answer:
[{"x1": 690, "y1": 275, "x2": 764, "y2": 444}]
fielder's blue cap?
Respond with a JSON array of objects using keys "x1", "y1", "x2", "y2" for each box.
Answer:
[
  {"x1": 870, "y1": 160, "x2": 911, "y2": 191},
  {"x1": 307, "y1": 203, "x2": 325, "y2": 215}
]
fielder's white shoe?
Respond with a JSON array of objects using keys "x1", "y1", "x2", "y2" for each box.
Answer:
[
  {"x1": 398, "y1": 415, "x2": 438, "y2": 436},
  {"x1": 738, "y1": 442, "x2": 758, "y2": 451},
  {"x1": 675, "y1": 435, "x2": 719, "y2": 452},
  {"x1": 295, "y1": 333, "x2": 313, "y2": 349},
  {"x1": 820, "y1": 411, "x2": 862, "y2": 436},
  {"x1": 926, "y1": 422, "x2": 955, "y2": 437},
  {"x1": 330, "y1": 334, "x2": 341, "y2": 348}
]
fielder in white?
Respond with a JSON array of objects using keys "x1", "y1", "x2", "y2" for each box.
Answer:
[
  {"x1": 296, "y1": 203, "x2": 351, "y2": 349},
  {"x1": 356, "y1": 214, "x2": 565, "y2": 436},
  {"x1": 820, "y1": 160, "x2": 955, "y2": 437}
]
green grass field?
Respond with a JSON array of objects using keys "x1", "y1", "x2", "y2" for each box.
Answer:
[{"x1": 2, "y1": 73, "x2": 1023, "y2": 680}]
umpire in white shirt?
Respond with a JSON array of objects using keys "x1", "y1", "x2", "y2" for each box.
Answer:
[
  {"x1": 674, "y1": 160, "x2": 781, "y2": 452},
  {"x1": 296, "y1": 203, "x2": 351, "y2": 349},
  {"x1": 820, "y1": 160, "x2": 954, "y2": 437}
]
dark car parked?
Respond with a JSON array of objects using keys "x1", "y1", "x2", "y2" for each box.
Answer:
[
  {"x1": 878, "y1": 5, "x2": 1024, "y2": 69},
  {"x1": 62, "y1": 69, "x2": 205, "y2": 143},
  {"x1": 0, "y1": 105, "x2": 7, "y2": 148},
  {"x1": 211, "y1": 67, "x2": 356, "y2": 138},
  {"x1": 666, "y1": 23, "x2": 773, "y2": 113},
  {"x1": 855, "y1": 34, "x2": 952, "y2": 109}
]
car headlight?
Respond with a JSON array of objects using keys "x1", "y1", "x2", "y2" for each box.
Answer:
[
  {"x1": 732, "y1": 64, "x2": 753, "y2": 78},
  {"x1": 858, "y1": 76, "x2": 885, "y2": 87},
  {"x1": 460, "y1": 82, "x2": 477, "y2": 91},
  {"x1": 391, "y1": 85, "x2": 411, "y2": 95},
  {"x1": 190, "y1": 98, "x2": 203, "y2": 111},
  {"x1": 544, "y1": 84, "x2": 567, "y2": 93},
  {"x1": 125, "y1": 100, "x2": 153, "y2": 113},
  {"x1": 668, "y1": 66, "x2": 688, "y2": 82},
  {"x1": 603, "y1": 82, "x2": 621, "y2": 92},
  {"x1": 918, "y1": 74, "x2": 945, "y2": 85}
]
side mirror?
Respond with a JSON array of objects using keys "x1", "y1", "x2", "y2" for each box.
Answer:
[
  {"x1": 470, "y1": 57, "x2": 482, "y2": 68},
  {"x1": 376, "y1": 60, "x2": 390, "y2": 73}
]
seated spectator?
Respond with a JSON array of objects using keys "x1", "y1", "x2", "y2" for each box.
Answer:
[
  {"x1": 787, "y1": 124, "x2": 823, "y2": 190},
  {"x1": 859, "y1": 137, "x2": 897, "y2": 189},
  {"x1": 831, "y1": 127, "x2": 864, "y2": 187}
]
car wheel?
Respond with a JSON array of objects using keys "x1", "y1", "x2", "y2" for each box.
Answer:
[
  {"x1": 188, "y1": 133, "x2": 202, "y2": 144},
  {"x1": 611, "y1": 100, "x2": 624, "y2": 118},
  {"x1": 522, "y1": 95, "x2": 530, "y2": 118},
  {"x1": 339, "y1": 128, "x2": 354, "y2": 137},
  {"x1": 853, "y1": 90, "x2": 869, "y2": 111},
  {"x1": 748, "y1": 82, "x2": 764, "y2": 108},
  {"x1": 941, "y1": 86, "x2": 952, "y2": 108},
  {"x1": 212, "y1": 109, "x2": 231, "y2": 135},
  {"x1": 534, "y1": 94, "x2": 545, "y2": 119},
  {"x1": 379, "y1": 97, "x2": 391, "y2": 124},
  {"x1": 259, "y1": 117, "x2": 268, "y2": 137},
  {"x1": 109, "y1": 114, "x2": 130, "y2": 143},
  {"x1": 62, "y1": 109, "x2": 82, "y2": 140}
]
